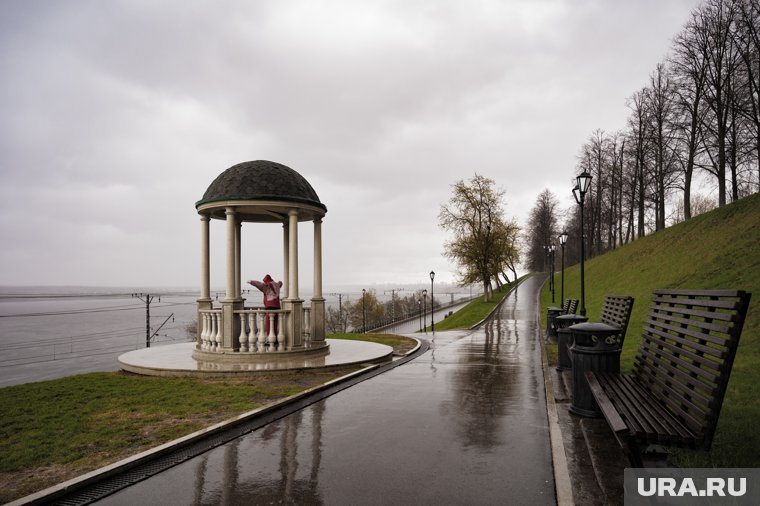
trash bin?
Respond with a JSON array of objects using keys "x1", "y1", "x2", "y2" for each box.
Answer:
[
  {"x1": 568, "y1": 322, "x2": 623, "y2": 418},
  {"x1": 555, "y1": 314, "x2": 588, "y2": 372},
  {"x1": 546, "y1": 306, "x2": 564, "y2": 338}
]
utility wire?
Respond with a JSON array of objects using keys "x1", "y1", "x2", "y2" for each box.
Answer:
[
  {"x1": 0, "y1": 300, "x2": 196, "y2": 318},
  {"x1": 0, "y1": 305, "x2": 145, "y2": 318}
]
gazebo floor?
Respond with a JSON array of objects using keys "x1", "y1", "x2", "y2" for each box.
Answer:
[{"x1": 118, "y1": 339, "x2": 393, "y2": 378}]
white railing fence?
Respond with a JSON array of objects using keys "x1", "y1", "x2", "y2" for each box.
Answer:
[{"x1": 199, "y1": 305, "x2": 316, "y2": 353}]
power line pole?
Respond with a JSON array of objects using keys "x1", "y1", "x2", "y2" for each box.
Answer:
[
  {"x1": 384, "y1": 288, "x2": 404, "y2": 321},
  {"x1": 132, "y1": 293, "x2": 159, "y2": 348},
  {"x1": 329, "y1": 293, "x2": 345, "y2": 332}
]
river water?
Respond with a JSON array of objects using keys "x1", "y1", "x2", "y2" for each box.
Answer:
[
  {"x1": 0, "y1": 287, "x2": 470, "y2": 387},
  {"x1": 0, "y1": 288, "x2": 200, "y2": 387}
]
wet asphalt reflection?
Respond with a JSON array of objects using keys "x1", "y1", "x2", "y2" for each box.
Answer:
[{"x1": 98, "y1": 276, "x2": 555, "y2": 505}]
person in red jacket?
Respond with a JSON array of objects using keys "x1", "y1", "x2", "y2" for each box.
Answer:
[{"x1": 248, "y1": 274, "x2": 283, "y2": 335}]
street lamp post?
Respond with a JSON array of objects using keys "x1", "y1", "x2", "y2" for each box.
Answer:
[
  {"x1": 430, "y1": 271, "x2": 435, "y2": 332},
  {"x1": 559, "y1": 231, "x2": 568, "y2": 304},
  {"x1": 550, "y1": 244, "x2": 556, "y2": 303},
  {"x1": 418, "y1": 298, "x2": 422, "y2": 331},
  {"x1": 362, "y1": 288, "x2": 367, "y2": 333},
  {"x1": 422, "y1": 289, "x2": 427, "y2": 331},
  {"x1": 573, "y1": 171, "x2": 593, "y2": 316}
]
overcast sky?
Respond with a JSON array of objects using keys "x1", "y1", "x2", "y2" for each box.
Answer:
[{"x1": 0, "y1": 0, "x2": 702, "y2": 290}]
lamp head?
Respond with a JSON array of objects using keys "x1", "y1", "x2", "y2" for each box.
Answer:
[
  {"x1": 572, "y1": 185, "x2": 581, "y2": 204},
  {"x1": 430, "y1": 270, "x2": 435, "y2": 281},
  {"x1": 559, "y1": 231, "x2": 568, "y2": 245},
  {"x1": 577, "y1": 171, "x2": 592, "y2": 194}
]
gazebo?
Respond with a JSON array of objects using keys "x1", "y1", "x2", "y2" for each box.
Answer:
[{"x1": 193, "y1": 160, "x2": 328, "y2": 362}]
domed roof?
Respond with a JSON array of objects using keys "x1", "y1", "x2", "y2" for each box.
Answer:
[{"x1": 196, "y1": 161, "x2": 326, "y2": 214}]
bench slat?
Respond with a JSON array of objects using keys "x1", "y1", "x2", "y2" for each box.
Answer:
[
  {"x1": 593, "y1": 372, "x2": 695, "y2": 444},
  {"x1": 642, "y1": 323, "x2": 728, "y2": 361},
  {"x1": 651, "y1": 296, "x2": 743, "y2": 310},
  {"x1": 637, "y1": 338, "x2": 720, "y2": 384},
  {"x1": 586, "y1": 371, "x2": 628, "y2": 434},
  {"x1": 633, "y1": 373, "x2": 716, "y2": 432},
  {"x1": 635, "y1": 364, "x2": 713, "y2": 433},
  {"x1": 653, "y1": 289, "x2": 746, "y2": 298},
  {"x1": 633, "y1": 359, "x2": 714, "y2": 408},
  {"x1": 648, "y1": 303, "x2": 735, "y2": 322},
  {"x1": 604, "y1": 375, "x2": 674, "y2": 440},
  {"x1": 646, "y1": 310, "x2": 732, "y2": 335}
]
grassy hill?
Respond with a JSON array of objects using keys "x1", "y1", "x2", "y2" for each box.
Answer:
[{"x1": 541, "y1": 192, "x2": 760, "y2": 467}]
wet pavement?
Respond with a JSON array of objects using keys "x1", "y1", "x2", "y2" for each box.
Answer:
[
  {"x1": 551, "y1": 366, "x2": 626, "y2": 505},
  {"x1": 97, "y1": 276, "x2": 555, "y2": 505}
]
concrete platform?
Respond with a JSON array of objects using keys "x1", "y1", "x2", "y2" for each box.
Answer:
[{"x1": 118, "y1": 339, "x2": 394, "y2": 378}]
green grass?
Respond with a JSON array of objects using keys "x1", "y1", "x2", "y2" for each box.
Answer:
[
  {"x1": 541, "y1": 192, "x2": 760, "y2": 467},
  {"x1": 426, "y1": 275, "x2": 531, "y2": 331},
  {"x1": 0, "y1": 369, "x2": 355, "y2": 502}
]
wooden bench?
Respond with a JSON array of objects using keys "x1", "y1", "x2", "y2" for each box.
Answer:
[
  {"x1": 597, "y1": 294, "x2": 635, "y2": 344},
  {"x1": 586, "y1": 289, "x2": 752, "y2": 467}
]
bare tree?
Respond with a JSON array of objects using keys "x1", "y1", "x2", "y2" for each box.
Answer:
[
  {"x1": 627, "y1": 88, "x2": 652, "y2": 238},
  {"x1": 525, "y1": 189, "x2": 559, "y2": 272},
  {"x1": 646, "y1": 63, "x2": 680, "y2": 231},
  {"x1": 439, "y1": 174, "x2": 515, "y2": 301},
  {"x1": 734, "y1": 0, "x2": 760, "y2": 190},
  {"x1": 697, "y1": 0, "x2": 743, "y2": 206},
  {"x1": 670, "y1": 9, "x2": 710, "y2": 220}
]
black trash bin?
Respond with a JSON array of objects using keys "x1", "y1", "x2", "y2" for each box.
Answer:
[
  {"x1": 568, "y1": 322, "x2": 622, "y2": 418},
  {"x1": 546, "y1": 306, "x2": 564, "y2": 338},
  {"x1": 554, "y1": 314, "x2": 588, "y2": 372}
]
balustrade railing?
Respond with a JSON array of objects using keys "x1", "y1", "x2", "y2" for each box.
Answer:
[
  {"x1": 236, "y1": 308, "x2": 288, "y2": 352},
  {"x1": 199, "y1": 309, "x2": 222, "y2": 352},
  {"x1": 199, "y1": 305, "x2": 317, "y2": 353},
  {"x1": 303, "y1": 307, "x2": 311, "y2": 343}
]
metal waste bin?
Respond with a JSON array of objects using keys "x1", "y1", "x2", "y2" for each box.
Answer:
[
  {"x1": 555, "y1": 314, "x2": 588, "y2": 372},
  {"x1": 546, "y1": 306, "x2": 563, "y2": 338},
  {"x1": 568, "y1": 322, "x2": 622, "y2": 417}
]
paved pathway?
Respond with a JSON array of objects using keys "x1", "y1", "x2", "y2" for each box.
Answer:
[{"x1": 98, "y1": 276, "x2": 555, "y2": 505}]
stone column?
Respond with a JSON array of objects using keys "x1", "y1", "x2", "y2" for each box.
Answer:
[
  {"x1": 311, "y1": 218, "x2": 325, "y2": 343},
  {"x1": 196, "y1": 214, "x2": 213, "y2": 348},
  {"x1": 200, "y1": 214, "x2": 211, "y2": 301},
  {"x1": 225, "y1": 207, "x2": 236, "y2": 301},
  {"x1": 282, "y1": 221, "x2": 289, "y2": 300},
  {"x1": 222, "y1": 207, "x2": 242, "y2": 351},
  {"x1": 283, "y1": 209, "x2": 303, "y2": 348},
  {"x1": 235, "y1": 221, "x2": 242, "y2": 299},
  {"x1": 288, "y1": 210, "x2": 299, "y2": 300}
]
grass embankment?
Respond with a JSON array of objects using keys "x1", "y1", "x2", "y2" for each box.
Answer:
[
  {"x1": 0, "y1": 333, "x2": 415, "y2": 503},
  {"x1": 541, "y1": 192, "x2": 760, "y2": 467},
  {"x1": 426, "y1": 275, "x2": 530, "y2": 331}
]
